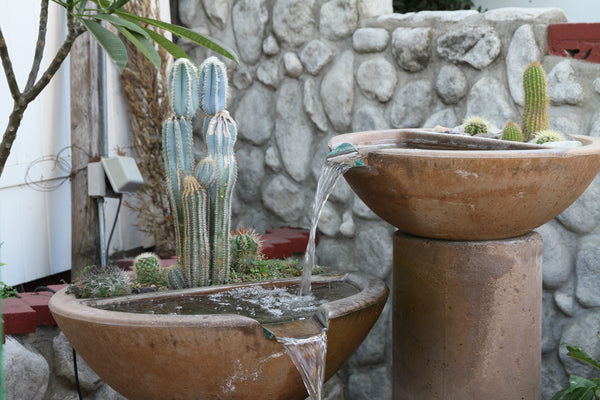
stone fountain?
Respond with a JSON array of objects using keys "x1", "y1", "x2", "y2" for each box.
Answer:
[{"x1": 329, "y1": 128, "x2": 600, "y2": 399}]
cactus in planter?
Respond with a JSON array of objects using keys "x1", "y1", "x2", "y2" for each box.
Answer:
[
  {"x1": 522, "y1": 62, "x2": 549, "y2": 141},
  {"x1": 162, "y1": 57, "x2": 237, "y2": 288},
  {"x1": 463, "y1": 116, "x2": 490, "y2": 136},
  {"x1": 134, "y1": 252, "x2": 168, "y2": 287},
  {"x1": 501, "y1": 122, "x2": 524, "y2": 142},
  {"x1": 534, "y1": 129, "x2": 562, "y2": 144},
  {"x1": 230, "y1": 227, "x2": 264, "y2": 273}
]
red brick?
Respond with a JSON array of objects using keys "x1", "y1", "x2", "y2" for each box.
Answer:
[
  {"x1": 549, "y1": 23, "x2": 600, "y2": 63},
  {"x1": 265, "y1": 227, "x2": 315, "y2": 253},
  {"x1": 260, "y1": 235, "x2": 293, "y2": 259},
  {"x1": 2, "y1": 298, "x2": 36, "y2": 335},
  {"x1": 17, "y1": 292, "x2": 56, "y2": 326}
]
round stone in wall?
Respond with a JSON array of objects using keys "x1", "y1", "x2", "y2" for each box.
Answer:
[
  {"x1": 235, "y1": 84, "x2": 274, "y2": 146},
  {"x1": 347, "y1": 365, "x2": 392, "y2": 400},
  {"x1": 466, "y1": 76, "x2": 516, "y2": 128},
  {"x1": 304, "y1": 77, "x2": 329, "y2": 132},
  {"x1": 575, "y1": 235, "x2": 600, "y2": 307},
  {"x1": 391, "y1": 27, "x2": 432, "y2": 72},
  {"x1": 202, "y1": 0, "x2": 229, "y2": 30},
  {"x1": 390, "y1": 79, "x2": 433, "y2": 128},
  {"x1": 320, "y1": 50, "x2": 355, "y2": 131},
  {"x1": 423, "y1": 108, "x2": 458, "y2": 129},
  {"x1": 4, "y1": 336, "x2": 49, "y2": 400},
  {"x1": 353, "y1": 28, "x2": 389, "y2": 53},
  {"x1": 505, "y1": 24, "x2": 541, "y2": 106},
  {"x1": 559, "y1": 310, "x2": 600, "y2": 378},
  {"x1": 232, "y1": 0, "x2": 268, "y2": 65},
  {"x1": 356, "y1": 57, "x2": 397, "y2": 102},
  {"x1": 319, "y1": 0, "x2": 358, "y2": 41},
  {"x1": 283, "y1": 52, "x2": 303, "y2": 77},
  {"x1": 256, "y1": 58, "x2": 282, "y2": 89},
  {"x1": 556, "y1": 176, "x2": 600, "y2": 234},
  {"x1": 355, "y1": 223, "x2": 394, "y2": 280},
  {"x1": 352, "y1": 102, "x2": 388, "y2": 132},
  {"x1": 436, "y1": 64, "x2": 468, "y2": 104},
  {"x1": 436, "y1": 26, "x2": 501, "y2": 70},
  {"x1": 263, "y1": 35, "x2": 280, "y2": 56},
  {"x1": 273, "y1": 0, "x2": 316, "y2": 48},
  {"x1": 235, "y1": 145, "x2": 265, "y2": 201},
  {"x1": 300, "y1": 40, "x2": 334, "y2": 75},
  {"x1": 262, "y1": 174, "x2": 304, "y2": 222},
  {"x1": 548, "y1": 60, "x2": 584, "y2": 105},
  {"x1": 537, "y1": 222, "x2": 571, "y2": 290}
]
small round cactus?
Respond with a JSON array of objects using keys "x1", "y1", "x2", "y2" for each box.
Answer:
[
  {"x1": 134, "y1": 252, "x2": 168, "y2": 287},
  {"x1": 67, "y1": 265, "x2": 132, "y2": 298},
  {"x1": 534, "y1": 130, "x2": 562, "y2": 145},
  {"x1": 230, "y1": 227, "x2": 264, "y2": 273},
  {"x1": 463, "y1": 116, "x2": 490, "y2": 136},
  {"x1": 501, "y1": 122, "x2": 524, "y2": 142}
]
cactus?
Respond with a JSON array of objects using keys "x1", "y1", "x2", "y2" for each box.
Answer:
[
  {"x1": 522, "y1": 62, "x2": 549, "y2": 142},
  {"x1": 463, "y1": 116, "x2": 490, "y2": 136},
  {"x1": 162, "y1": 56, "x2": 236, "y2": 288},
  {"x1": 230, "y1": 227, "x2": 264, "y2": 273},
  {"x1": 501, "y1": 122, "x2": 524, "y2": 142},
  {"x1": 134, "y1": 252, "x2": 168, "y2": 287},
  {"x1": 67, "y1": 265, "x2": 132, "y2": 298},
  {"x1": 534, "y1": 129, "x2": 562, "y2": 144}
]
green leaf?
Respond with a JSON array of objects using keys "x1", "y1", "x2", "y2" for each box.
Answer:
[
  {"x1": 79, "y1": 18, "x2": 128, "y2": 72},
  {"x1": 107, "y1": 0, "x2": 131, "y2": 12},
  {"x1": 115, "y1": 11, "x2": 239, "y2": 63},
  {"x1": 115, "y1": 26, "x2": 161, "y2": 69},
  {"x1": 563, "y1": 343, "x2": 600, "y2": 372},
  {"x1": 93, "y1": 14, "x2": 148, "y2": 37},
  {"x1": 77, "y1": 0, "x2": 88, "y2": 14},
  {"x1": 142, "y1": 28, "x2": 190, "y2": 60}
]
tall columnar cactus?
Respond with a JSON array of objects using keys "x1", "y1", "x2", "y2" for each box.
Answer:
[
  {"x1": 162, "y1": 57, "x2": 236, "y2": 289},
  {"x1": 199, "y1": 57, "x2": 238, "y2": 284},
  {"x1": 521, "y1": 62, "x2": 549, "y2": 142}
]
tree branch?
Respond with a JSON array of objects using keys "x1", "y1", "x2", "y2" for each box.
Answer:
[
  {"x1": 25, "y1": 0, "x2": 50, "y2": 91},
  {"x1": 0, "y1": 27, "x2": 21, "y2": 101}
]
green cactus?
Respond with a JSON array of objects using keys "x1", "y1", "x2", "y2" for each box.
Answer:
[
  {"x1": 534, "y1": 129, "x2": 562, "y2": 144},
  {"x1": 463, "y1": 116, "x2": 490, "y2": 136},
  {"x1": 501, "y1": 122, "x2": 524, "y2": 142},
  {"x1": 162, "y1": 56, "x2": 236, "y2": 288},
  {"x1": 199, "y1": 57, "x2": 237, "y2": 285},
  {"x1": 134, "y1": 252, "x2": 168, "y2": 287},
  {"x1": 230, "y1": 227, "x2": 264, "y2": 273},
  {"x1": 521, "y1": 62, "x2": 549, "y2": 142},
  {"x1": 67, "y1": 265, "x2": 132, "y2": 298}
]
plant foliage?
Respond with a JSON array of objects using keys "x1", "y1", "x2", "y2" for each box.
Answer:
[{"x1": 552, "y1": 335, "x2": 600, "y2": 400}]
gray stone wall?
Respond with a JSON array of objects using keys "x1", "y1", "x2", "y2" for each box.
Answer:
[{"x1": 175, "y1": 1, "x2": 600, "y2": 399}]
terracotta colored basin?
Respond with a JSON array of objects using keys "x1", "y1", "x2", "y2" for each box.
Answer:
[
  {"x1": 329, "y1": 129, "x2": 600, "y2": 240},
  {"x1": 49, "y1": 273, "x2": 388, "y2": 400}
]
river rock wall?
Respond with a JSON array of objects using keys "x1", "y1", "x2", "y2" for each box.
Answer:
[{"x1": 174, "y1": 2, "x2": 600, "y2": 399}]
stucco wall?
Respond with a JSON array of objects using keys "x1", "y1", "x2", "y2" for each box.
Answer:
[{"x1": 174, "y1": 2, "x2": 600, "y2": 399}]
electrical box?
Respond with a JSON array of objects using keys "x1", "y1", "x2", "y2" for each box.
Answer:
[
  {"x1": 101, "y1": 156, "x2": 144, "y2": 194},
  {"x1": 87, "y1": 157, "x2": 144, "y2": 197}
]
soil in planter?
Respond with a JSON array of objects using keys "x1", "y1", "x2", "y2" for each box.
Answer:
[{"x1": 92, "y1": 281, "x2": 359, "y2": 325}]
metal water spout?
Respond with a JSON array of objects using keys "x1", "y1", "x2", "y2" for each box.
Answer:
[{"x1": 326, "y1": 142, "x2": 367, "y2": 167}]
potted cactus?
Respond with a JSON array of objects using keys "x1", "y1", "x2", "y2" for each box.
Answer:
[{"x1": 49, "y1": 56, "x2": 389, "y2": 400}]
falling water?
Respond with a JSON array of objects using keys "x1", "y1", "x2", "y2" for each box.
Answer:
[
  {"x1": 278, "y1": 331, "x2": 328, "y2": 400},
  {"x1": 299, "y1": 161, "x2": 352, "y2": 296}
]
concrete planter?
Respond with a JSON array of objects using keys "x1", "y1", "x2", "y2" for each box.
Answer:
[{"x1": 49, "y1": 272, "x2": 388, "y2": 400}]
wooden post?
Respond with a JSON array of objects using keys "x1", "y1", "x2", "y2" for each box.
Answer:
[{"x1": 70, "y1": 32, "x2": 101, "y2": 276}]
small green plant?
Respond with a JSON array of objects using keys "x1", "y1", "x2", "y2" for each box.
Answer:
[
  {"x1": 228, "y1": 259, "x2": 326, "y2": 283},
  {"x1": 534, "y1": 130, "x2": 562, "y2": 145},
  {"x1": 1, "y1": 282, "x2": 18, "y2": 299},
  {"x1": 501, "y1": 122, "x2": 524, "y2": 142},
  {"x1": 67, "y1": 265, "x2": 132, "y2": 298},
  {"x1": 463, "y1": 116, "x2": 490, "y2": 136},
  {"x1": 552, "y1": 334, "x2": 600, "y2": 400},
  {"x1": 230, "y1": 227, "x2": 264, "y2": 274},
  {"x1": 133, "y1": 252, "x2": 167, "y2": 287}
]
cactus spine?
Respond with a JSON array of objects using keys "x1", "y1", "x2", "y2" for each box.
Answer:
[
  {"x1": 463, "y1": 116, "x2": 490, "y2": 136},
  {"x1": 521, "y1": 62, "x2": 549, "y2": 141},
  {"x1": 534, "y1": 129, "x2": 562, "y2": 144},
  {"x1": 199, "y1": 57, "x2": 237, "y2": 284},
  {"x1": 162, "y1": 57, "x2": 236, "y2": 288},
  {"x1": 501, "y1": 122, "x2": 524, "y2": 142}
]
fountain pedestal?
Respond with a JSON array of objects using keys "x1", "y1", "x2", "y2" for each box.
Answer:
[{"x1": 392, "y1": 231, "x2": 542, "y2": 399}]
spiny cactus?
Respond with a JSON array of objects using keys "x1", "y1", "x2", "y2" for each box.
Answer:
[
  {"x1": 522, "y1": 62, "x2": 549, "y2": 142},
  {"x1": 463, "y1": 116, "x2": 490, "y2": 136},
  {"x1": 501, "y1": 122, "x2": 524, "y2": 142},
  {"x1": 534, "y1": 129, "x2": 562, "y2": 144},
  {"x1": 67, "y1": 265, "x2": 132, "y2": 298},
  {"x1": 134, "y1": 252, "x2": 167, "y2": 287},
  {"x1": 162, "y1": 56, "x2": 236, "y2": 289},
  {"x1": 199, "y1": 57, "x2": 237, "y2": 285},
  {"x1": 230, "y1": 227, "x2": 264, "y2": 273}
]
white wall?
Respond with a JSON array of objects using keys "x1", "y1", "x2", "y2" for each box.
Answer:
[{"x1": 472, "y1": 0, "x2": 600, "y2": 22}]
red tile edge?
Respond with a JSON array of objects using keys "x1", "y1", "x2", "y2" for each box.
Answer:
[{"x1": 549, "y1": 23, "x2": 600, "y2": 63}]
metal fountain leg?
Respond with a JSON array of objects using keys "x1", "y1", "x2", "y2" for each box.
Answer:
[{"x1": 393, "y1": 231, "x2": 542, "y2": 399}]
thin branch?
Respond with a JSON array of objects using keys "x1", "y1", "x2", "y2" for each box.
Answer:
[
  {"x1": 26, "y1": 0, "x2": 50, "y2": 91},
  {"x1": 0, "y1": 27, "x2": 21, "y2": 101},
  {"x1": 22, "y1": 25, "x2": 85, "y2": 103}
]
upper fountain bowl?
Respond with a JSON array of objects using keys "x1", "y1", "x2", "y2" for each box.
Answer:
[{"x1": 329, "y1": 129, "x2": 600, "y2": 240}]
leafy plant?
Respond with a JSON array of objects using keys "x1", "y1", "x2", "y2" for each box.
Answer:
[
  {"x1": 552, "y1": 334, "x2": 600, "y2": 400},
  {"x1": 229, "y1": 259, "x2": 325, "y2": 283},
  {"x1": 0, "y1": 0, "x2": 239, "y2": 177},
  {"x1": 1, "y1": 282, "x2": 18, "y2": 299}
]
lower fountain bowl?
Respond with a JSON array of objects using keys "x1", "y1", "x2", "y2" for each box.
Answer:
[{"x1": 49, "y1": 273, "x2": 388, "y2": 400}]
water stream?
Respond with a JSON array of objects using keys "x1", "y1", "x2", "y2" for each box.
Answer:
[{"x1": 299, "y1": 161, "x2": 352, "y2": 296}]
